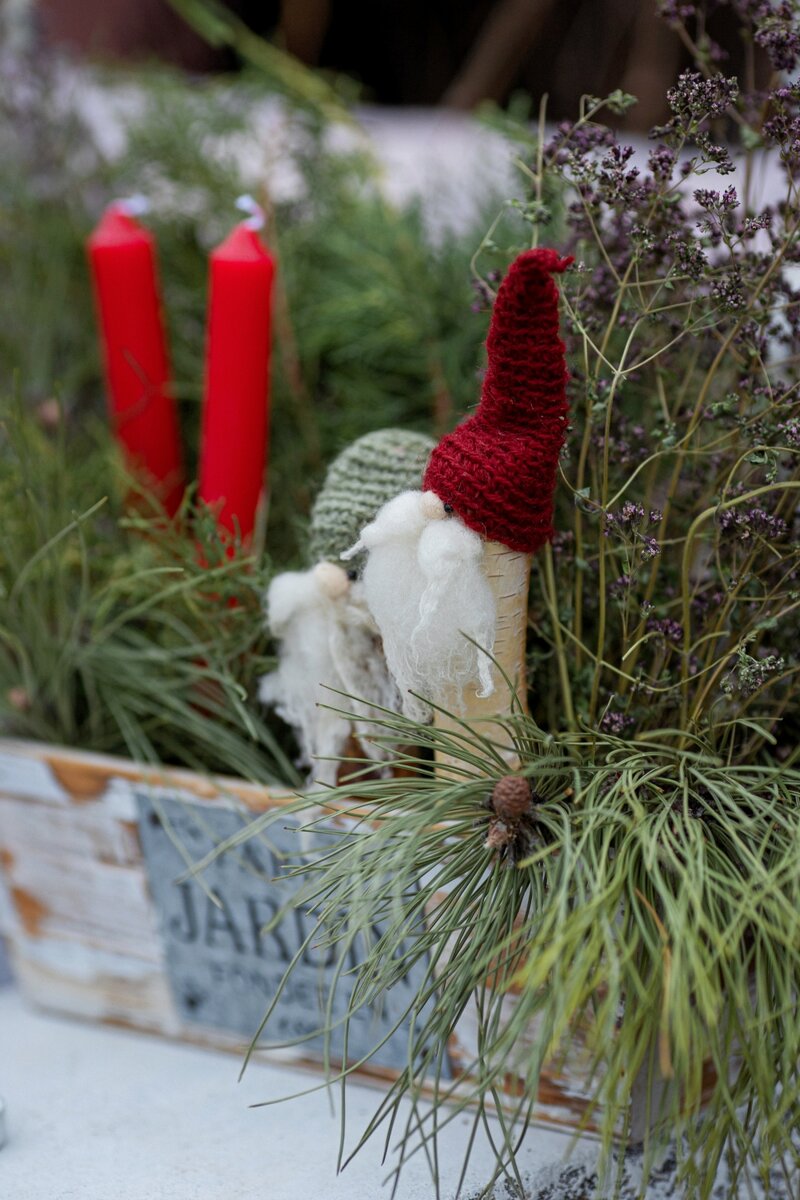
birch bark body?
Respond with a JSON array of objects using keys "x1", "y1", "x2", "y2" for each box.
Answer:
[{"x1": 434, "y1": 540, "x2": 530, "y2": 771}]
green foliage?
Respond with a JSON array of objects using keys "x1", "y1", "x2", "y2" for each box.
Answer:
[
  {"x1": 267, "y1": 144, "x2": 489, "y2": 561},
  {"x1": 0, "y1": 395, "x2": 298, "y2": 783},
  {"x1": 228, "y1": 708, "x2": 800, "y2": 1200},
  {"x1": 0, "y1": 73, "x2": 102, "y2": 400},
  {"x1": 165, "y1": 0, "x2": 361, "y2": 121}
]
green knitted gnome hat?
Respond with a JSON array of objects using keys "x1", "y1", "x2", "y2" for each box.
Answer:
[{"x1": 310, "y1": 428, "x2": 435, "y2": 564}]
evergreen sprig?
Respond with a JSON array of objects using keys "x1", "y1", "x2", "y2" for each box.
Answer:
[
  {"x1": 235, "y1": 707, "x2": 800, "y2": 1200},
  {"x1": 0, "y1": 395, "x2": 298, "y2": 783}
]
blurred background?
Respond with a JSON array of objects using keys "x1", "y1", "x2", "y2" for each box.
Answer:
[{"x1": 18, "y1": 0, "x2": 771, "y2": 129}]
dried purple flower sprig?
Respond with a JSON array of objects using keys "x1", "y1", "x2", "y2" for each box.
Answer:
[{"x1": 472, "y1": 1, "x2": 800, "y2": 758}]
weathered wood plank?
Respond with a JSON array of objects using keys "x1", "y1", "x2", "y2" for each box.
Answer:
[
  {"x1": 0, "y1": 794, "x2": 140, "y2": 865},
  {"x1": 0, "y1": 737, "x2": 696, "y2": 1141},
  {"x1": 1, "y1": 846, "x2": 161, "y2": 958},
  {"x1": 7, "y1": 939, "x2": 180, "y2": 1030}
]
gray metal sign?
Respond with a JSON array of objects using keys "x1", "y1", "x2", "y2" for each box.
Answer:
[{"x1": 136, "y1": 791, "x2": 448, "y2": 1076}]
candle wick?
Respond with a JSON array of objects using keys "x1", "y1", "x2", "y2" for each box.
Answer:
[
  {"x1": 115, "y1": 194, "x2": 150, "y2": 218},
  {"x1": 235, "y1": 194, "x2": 266, "y2": 231}
]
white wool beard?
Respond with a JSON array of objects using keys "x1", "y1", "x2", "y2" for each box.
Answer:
[
  {"x1": 259, "y1": 569, "x2": 399, "y2": 785},
  {"x1": 329, "y1": 581, "x2": 403, "y2": 730},
  {"x1": 354, "y1": 491, "x2": 497, "y2": 723}
]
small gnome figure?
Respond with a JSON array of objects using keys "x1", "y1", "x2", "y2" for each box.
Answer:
[
  {"x1": 342, "y1": 488, "x2": 496, "y2": 724},
  {"x1": 259, "y1": 429, "x2": 434, "y2": 784},
  {"x1": 345, "y1": 249, "x2": 572, "y2": 724}
]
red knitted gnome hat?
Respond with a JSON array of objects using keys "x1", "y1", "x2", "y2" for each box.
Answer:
[{"x1": 423, "y1": 248, "x2": 572, "y2": 554}]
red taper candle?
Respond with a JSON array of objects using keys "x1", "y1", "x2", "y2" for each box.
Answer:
[
  {"x1": 198, "y1": 199, "x2": 274, "y2": 545},
  {"x1": 87, "y1": 200, "x2": 184, "y2": 516}
]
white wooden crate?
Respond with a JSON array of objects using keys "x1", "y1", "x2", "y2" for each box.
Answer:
[{"x1": 0, "y1": 737, "x2": 701, "y2": 1140}]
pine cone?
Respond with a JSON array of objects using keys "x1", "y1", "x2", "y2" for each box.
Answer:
[{"x1": 491, "y1": 775, "x2": 532, "y2": 823}]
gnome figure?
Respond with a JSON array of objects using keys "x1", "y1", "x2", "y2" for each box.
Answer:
[
  {"x1": 345, "y1": 249, "x2": 572, "y2": 724},
  {"x1": 259, "y1": 429, "x2": 435, "y2": 783},
  {"x1": 259, "y1": 561, "x2": 399, "y2": 785}
]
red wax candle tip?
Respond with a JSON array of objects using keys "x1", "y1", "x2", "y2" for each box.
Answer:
[{"x1": 88, "y1": 206, "x2": 144, "y2": 248}]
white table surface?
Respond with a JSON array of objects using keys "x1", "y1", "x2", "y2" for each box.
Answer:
[{"x1": 0, "y1": 984, "x2": 582, "y2": 1200}]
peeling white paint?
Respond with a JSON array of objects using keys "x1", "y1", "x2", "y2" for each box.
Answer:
[{"x1": 0, "y1": 749, "x2": 69, "y2": 805}]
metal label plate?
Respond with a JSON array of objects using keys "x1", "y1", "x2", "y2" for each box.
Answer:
[{"x1": 136, "y1": 791, "x2": 448, "y2": 1076}]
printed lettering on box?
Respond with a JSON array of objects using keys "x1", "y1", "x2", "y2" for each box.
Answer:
[{"x1": 136, "y1": 792, "x2": 447, "y2": 1075}]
